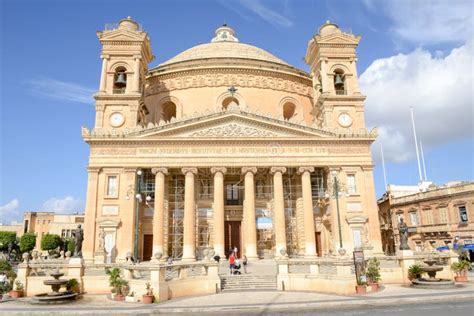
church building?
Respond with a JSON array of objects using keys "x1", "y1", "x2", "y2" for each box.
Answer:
[{"x1": 81, "y1": 17, "x2": 383, "y2": 263}]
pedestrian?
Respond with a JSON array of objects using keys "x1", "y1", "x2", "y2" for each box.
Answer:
[
  {"x1": 233, "y1": 246, "x2": 238, "y2": 257},
  {"x1": 242, "y1": 254, "x2": 248, "y2": 273},
  {"x1": 229, "y1": 251, "x2": 235, "y2": 275}
]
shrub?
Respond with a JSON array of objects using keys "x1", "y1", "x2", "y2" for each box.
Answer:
[
  {"x1": 65, "y1": 278, "x2": 80, "y2": 293},
  {"x1": 0, "y1": 259, "x2": 12, "y2": 273},
  {"x1": 366, "y1": 257, "x2": 381, "y2": 283},
  {"x1": 41, "y1": 234, "x2": 61, "y2": 253},
  {"x1": 20, "y1": 233, "x2": 36, "y2": 253},
  {"x1": 408, "y1": 264, "x2": 425, "y2": 280},
  {"x1": 14, "y1": 280, "x2": 24, "y2": 291},
  {"x1": 67, "y1": 239, "x2": 76, "y2": 254},
  {"x1": 0, "y1": 232, "x2": 16, "y2": 251}
]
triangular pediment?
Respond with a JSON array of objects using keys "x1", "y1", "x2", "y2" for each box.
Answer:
[
  {"x1": 133, "y1": 110, "x2": 335, "y2": 139},
  {"x1": 319, "y1": 33, "x2": 360, "y2": 45},
  {"x1": 98, "y1": 29, "x2": 145, "y2": 42}
]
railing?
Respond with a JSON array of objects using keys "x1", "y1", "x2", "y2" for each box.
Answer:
[{"x1": 335, "y1": 90, "x2": 347, "y2": 95}]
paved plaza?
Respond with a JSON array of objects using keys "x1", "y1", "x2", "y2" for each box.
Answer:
[{"x1": 1, "y1": 278, "x2": 473, "y2": 315}]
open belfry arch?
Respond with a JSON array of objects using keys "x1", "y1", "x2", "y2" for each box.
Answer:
[{"x1": 82, "y1": 18, "x2": 383, "y2": 264}]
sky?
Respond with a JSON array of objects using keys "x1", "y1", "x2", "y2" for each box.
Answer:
[{"x1": 1, "y1": 0, "x2": 473, "y2": 224}]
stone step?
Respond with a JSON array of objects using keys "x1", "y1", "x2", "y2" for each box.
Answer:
[{"x1": 220, "y1": 274, "x2": 277, "y2": 290}]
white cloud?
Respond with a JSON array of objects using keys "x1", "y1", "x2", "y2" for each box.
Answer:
[
  {"x1": 363, "y1": 0, "x2": 473, "y2": 44},
  {"x1": 27, "y1": 78, "x2": 95, "y2": 105},
  {"x1": 0, "y1": 199, "x2": 20, "y2": 220},
  {"x1": 220, "y1": 0, "x2": 293, "y2": 27},
  {"x1": 41, "y1": 196, "x2": 83, "y2": 214},
  {"x1": 360, "y1": 41, "x2": 474, "y2": 162}
]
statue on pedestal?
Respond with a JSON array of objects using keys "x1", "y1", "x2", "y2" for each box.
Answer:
[
  {"x1": 73, "y1": 224, "x2": 84, "y2": 258},
  {"x1": 398, "y1": 219, "x2": 410, "y2": 250}
]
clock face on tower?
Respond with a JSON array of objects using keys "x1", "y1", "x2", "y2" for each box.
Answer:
[
  {"x1": 338, "y1": 113, "x2": 353, "y2": 127},
  {"x1": 109, "y1": 112, "x2": 125, "y2": 127}
]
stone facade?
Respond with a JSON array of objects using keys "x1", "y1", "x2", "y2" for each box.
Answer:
[
  {"x1": 82, "y1": 18, "x2": 383, "y2": 264},
  {"x1": 378, "y1": 181, "x2": 474, "y2": 254}
]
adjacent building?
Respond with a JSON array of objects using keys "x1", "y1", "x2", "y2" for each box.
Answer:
[
  {"x1": 378, "y1": 181, "x2": 474, "y2": 255},
  {"x1": 82, "y1": 18, "x2": 384, "y2": 263},
  {"x1": 23, "y1": 212, "x2": 84, "y2": 250}
]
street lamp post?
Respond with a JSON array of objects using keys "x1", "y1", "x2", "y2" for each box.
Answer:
[
  {"x1": 329, "y1": 171, "x2": 346, "y2": 256},
  {"x1": 134, "y1": 169, "x2": 144, "y2": 260}
]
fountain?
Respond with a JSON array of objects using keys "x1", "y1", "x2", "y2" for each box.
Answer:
[
  {"x1": 30, "y1": 269, "x2": 78, "y2": 304},
  {"x1": 411, "y1": 258, "x2": 455, "y2": 289}
]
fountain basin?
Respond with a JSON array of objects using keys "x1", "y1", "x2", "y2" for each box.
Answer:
[
  {"x1": 30, "y1": 292, "x2": 78, "y2": 305},
  {"x1": 411, "y1": 278, "x2": 455, "y2": 289}
]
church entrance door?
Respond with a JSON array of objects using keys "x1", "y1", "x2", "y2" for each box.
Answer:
[
  {"x1": 224, "y1": 221, "x2": 241, "y2": 258},
  {"x1": 142, "y1": 234, "x2": 153, "y2": 261}
]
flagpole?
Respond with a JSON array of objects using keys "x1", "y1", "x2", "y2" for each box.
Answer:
[
  {"x1": 420, "y1": 141, "x2": 428, "y2": 181},
  {"x1": 380, "y1": 143, "x2": 388, "y2": 190},
  {"x1": 410, "y1": 107, "x2": 423, "y2": 183}
]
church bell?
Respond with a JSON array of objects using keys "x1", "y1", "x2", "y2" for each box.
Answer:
[
  {"x1": 114, "y1": 72, "x2": 127, "y2": 87},
  {"x1": 334, "y1": 74, "x2": 344, "y2": 87}
]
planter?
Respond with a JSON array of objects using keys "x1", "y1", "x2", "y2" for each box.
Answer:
[
  {"x1": 125, "y1": 296, "x2": 137, "y2": 303},
  {"x1": 355, "y1": 285, "x2": 367, "y2": 294},
  {"x1": 454, "y1": 275, "x2": 468, "y2": 282},
  {"x1": 368, "y1": 283, "x2": 379, "y2": 292},
  {"x1": 9, "y1": 290, "x2": 24, "y2": 298},
  {"x1": 114, "y1": 293, "x2": 125, "y2": 301},
  {"x1": 142, "y1": 294, "x2": 154, "y2": 304}
]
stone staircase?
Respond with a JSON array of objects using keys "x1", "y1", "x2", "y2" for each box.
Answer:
[{"x1": 220, "y1": 274, "x2": 278, "y2": 291}]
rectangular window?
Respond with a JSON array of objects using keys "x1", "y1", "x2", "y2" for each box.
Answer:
[
  {"x1": 439, "y1": 207, "x2": 448, "y2": 224},
  {"x1": 459, "y1": 206, "x2": 468, "y2": 223},
  {"x1": 410, "y1": 212, "x2": 418, "y2": 226},
  {"x1": 423, "y1": 209, "x2": 433, "y2": 225},
  {"x1": 347, "y1": 174, "x2": 357, "y2": 195},
  {"x1": 106, "y1": 175, "x2": 118, "y2": 197},
  {"x1": 226, "y1": 184, "x2": 239, "y2": 204}
]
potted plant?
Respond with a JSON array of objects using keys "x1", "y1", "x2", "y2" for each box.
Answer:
[
  {"x1": 65, "y1": 278, "x2": 80, "y2": 294},
  {"x1": 142, "y1": 282, "x2": 154, "y2": 304},
  {"x1": 125, "y1": 291, "x2": 137, "y2": 303},
  {"x1": 355, "y1": 276, "x2": 367, "y2": 294},
  {"x1": 9, "y1": 280, "x2": 24, "y2": 298},
  {"x1": 366, "y1": 257, "x2": 381, "y2": 292},
  {"x1": 106, "y1": 268, "x2": 128, "y2": 301},
  {"x1": 451, "y1": 260, "x2": 470, "y2": 282},
  {"x1": 408, "y1": 264, "x2": 425, "y2": 281}
]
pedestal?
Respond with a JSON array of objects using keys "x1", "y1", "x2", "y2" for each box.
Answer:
[{"x1": 94, "y1": 250, "x2": 107, "y2": 264}]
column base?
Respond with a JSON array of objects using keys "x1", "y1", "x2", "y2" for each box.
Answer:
[{"x1": 181, "y1": 257, "x2": 196, "y2": 262}]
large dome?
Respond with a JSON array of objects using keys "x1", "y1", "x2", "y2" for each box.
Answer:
[{"x1": 157, "y1": 25, "x2": 292, "y2": 68}]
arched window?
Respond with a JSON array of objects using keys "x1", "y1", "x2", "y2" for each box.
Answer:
[
  {"x1": 222, "y1": 97, "x2": 239, "y2": 111},
  {"x1": 333, "y1": 69, "x2": 346, "y2": 95},
  {"x1": 161, "y1": 101, "x2": 177, "y2": 122},
  {"x1": 283, "y1": 102, "x2": 296, "y2": 120},
  {"x1": 113, "y1": 67, "x2": 127, "y2": 94}
]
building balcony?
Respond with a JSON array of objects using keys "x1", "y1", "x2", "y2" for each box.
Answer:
[{"x1": 415, "y1": 224, "x2": 450, "y2": 233}]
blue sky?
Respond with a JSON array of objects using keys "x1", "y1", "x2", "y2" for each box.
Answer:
[{"x1": 1, "y1": 0, "x2": 473, "y2": 224}]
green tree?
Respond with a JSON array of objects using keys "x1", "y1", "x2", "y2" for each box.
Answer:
[
  {"x1": 0, "y1": 231, "x2": 16, "y2": 251},
  {"x1": 19, "y1": 233, "x2": 36, "y2": 253},
  {"x1": 41, "y1": 234, "x2": 61, "y2": 254},
  {"x1": 67, "y1": 238, "x2": 76, "y2": 253}
]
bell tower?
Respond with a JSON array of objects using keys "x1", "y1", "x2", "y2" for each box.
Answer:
[
  {"x1": 94, "y1": 17, "x2": 154, "y2": 129},
  {"x1": 305, "y1": 21, "x2": 366, "y2": 130}
]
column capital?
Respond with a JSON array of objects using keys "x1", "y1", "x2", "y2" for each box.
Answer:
[
  {"x1": 241, "y1": 167, "x2": 257, "y2": 175},
  {"x1": 298, "y1": 167, "x2": 315, "y2": 175},
  {"x1": 182, "y1": 167, "x2": 198, "y2": 175},
  {"x1": 270, "y1": 167, "x2": 287, "y2": 175},
  {"x1": 152, "y1": 167, "x2": 168, "y2": 175},
  {"x1": 211, "y1": 167, "x2": 227, "y2": 175}
]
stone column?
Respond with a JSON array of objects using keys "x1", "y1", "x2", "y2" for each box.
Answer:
[
  {"x1": 82, "y1": 167, "x2": 101, "y2": 263},
  {"x1": 211, "y1": 167, "x2": 227, "y2": 258},
  {"x1": 298, "y1": 167, "x2": 317, "y2": 258},
  {"x1": 151, "y1": 168, "x2": 168, "y2": 260},
  {"x1": 182, "y1": 167, "x2": 197, "y2": 261},
  {"x1": 99, "y1": 55, "x2": 108, "y2": 92},
  {"x1": 133, "y1": 56, "x2": 141, "y2": 93},
  {"x1": 242, "y1": 167, "x2": 258, "y2": 260},
  {"x1": 270, "y1": 167, "x2": 287, "y2": 257}
]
